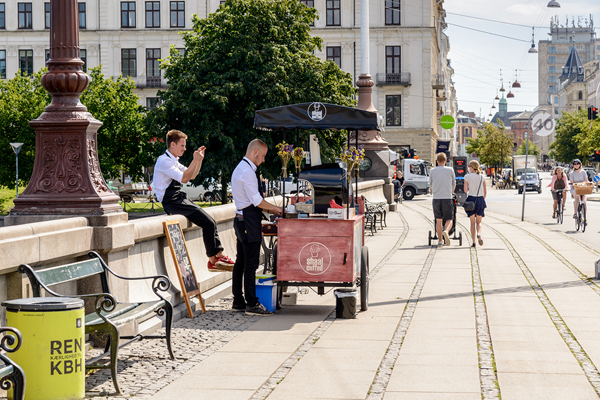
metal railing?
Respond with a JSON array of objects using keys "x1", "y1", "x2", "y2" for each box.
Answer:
[
  {"x1": 432, "y1": 74, "x2": 445, "y2": 89},
  {"x1": 375, "y1": 72, "x2": 411, "y2": 86}
]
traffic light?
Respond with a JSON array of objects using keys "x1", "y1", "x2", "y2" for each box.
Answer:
[
  {"x1": 591, "y1": 150, "x2": 600, "y2": 162},
  {"x1": 589, "y1": 106, "x2": 598, "y2": 120}
]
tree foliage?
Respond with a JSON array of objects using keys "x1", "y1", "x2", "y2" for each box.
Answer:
[
  {"x1": 551, "y1": 109, "x2": 591, "y2": 163},
  {"x1": 515, "y1": 138, "x2": 541, "y2": 156},
  {"x1": 466, "y1": 120, "x2": 513, "y2": 168},
  {"x1": 150, "y1": 0, "x2": 357, "y2": 201},
  {"x1": 81, "y1": 67, "x2": 159, "y2": 181},
  {"x1": 0, "y1": 70, "x2": 50, "y2": 189}
]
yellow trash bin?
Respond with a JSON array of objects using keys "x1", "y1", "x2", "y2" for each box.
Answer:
[{"x1": 3, "y1": 298, "x2": 85, "y2": 400}]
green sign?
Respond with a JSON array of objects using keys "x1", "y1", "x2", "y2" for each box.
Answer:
[{"x1": 440, "y1": 115, "x2": 455, "y2": 129}]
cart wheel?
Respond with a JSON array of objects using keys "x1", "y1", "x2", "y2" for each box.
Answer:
[
  {"x1": 428, "y1": 231, "x2": 432, "y2": 246},
  {"x1": 458, "y1": 232, "x2": 462, "y2": 246},
  {"x1": 360, "y1": 246, "x2": 369, "y2": 311}
]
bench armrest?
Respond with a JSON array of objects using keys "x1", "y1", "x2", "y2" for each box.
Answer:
[
  {"x1": 0, "y1": 328, "x2": 22, "y2": 353},
  {"x1": 88, "y1": 251, "x2": 172, "y2": 302}
]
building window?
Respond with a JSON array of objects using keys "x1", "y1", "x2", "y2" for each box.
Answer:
[
  {"x1": 45, "y1": 2, "x2": 50, "y2": 29},
  {"x1": 121, "y1": 49, "x2": 136, "y2": 77},
  {"x1": 549, "y1": 66, "x2": 556, "y2": 73},
  {"x1": 80, "y1": 49, "x2": 87, "y2": 72},
  {"x1": 79, "y1": 2, "x2": 86, "y2": 29},
  {"x1": 549, "y1": 56, "x2": 556, "y2": 63},
  {"x1": 146, "y1": 1, "x2": 160, "y2": 28},
  {"x1": 146, "y1": 97, "x2": 160, "y2": 110},
  {"x1": 326, "y1": 0, "x2": 340, "y2": 26},
  {"x1": 386, "y1": 95, "x2": 401, "y2": 126},
  {"x1": 326, "y1": 46, "x2": 341, "y2": 68},
  {"x1": 0, "y1": 4, "x2": 4, "y2": 29},
  {"x1": 19, "y1": 49, "x2": 33, "y2": 75},
  {"x1": 386, "y1": 46, "x2": 401, "y2": 73},
  {"x1": 0, "y1": 50, "x2": 5, "y2": 79},
  {"x1": 385, "y1": 0, "x2": 400, "y2": 25},
  {"x1": 554, "y1": 97, "x2": 559, "y2": 104},
  {"x1": 465, "y1": 127, "x2": 470, "y2": 137},
  {"x1": 146, "y1": 48, "x2": 161, "y2": 87},
  {"x1": 170, "y1": 1, "x2": 185, "y2": 28},
  {"x1": 549, "y1": 76, "x2": 556, "y2": 83},
  {"x1": 299, "y1": 0, "x2": 314, "y2": 26},
  {"x1": 578, "y1": 91, "x2": 583, "y2": 100},
  {"x1": 549, "y1": 46, "x2": 555, "y2": 53},
  {"x1": 121, "y1": 2, "x2": 136, "y2": 28},
  {"x1": 177, "y1": 48, "x2": 185, "y2": 56},
  {"x1": 18, "y1": 3, "x2": 32, "y2": 29},
  {"x1": 45, "y1": 49, "x2": 50, "y2": 63}
]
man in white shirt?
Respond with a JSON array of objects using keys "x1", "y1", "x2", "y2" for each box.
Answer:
[
  {"x1": 153, "y1": 130, "x2": 234, "y2": 272},
  {"x1": 231, "y1": 139, "x2": 282, "y2": 316},
  {"x1": 429, "y1": 152, "x2": 456, "y2": 247}
]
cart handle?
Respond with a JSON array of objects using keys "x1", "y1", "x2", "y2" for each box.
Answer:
[{"x1": 258, "y1": 276, "x2": 276, "y2": 283}]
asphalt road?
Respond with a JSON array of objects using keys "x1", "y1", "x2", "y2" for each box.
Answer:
[{"x1": 483, "y1": 171, "x2": 600, "y2": 252}]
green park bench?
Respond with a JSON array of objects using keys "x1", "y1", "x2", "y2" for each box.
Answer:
[
  {"x1": 18, "y1": 251, "x2": 174, "y2": 394},
  {"x1": 0, "y1": 327, "x2": 25, "y2": 400}
]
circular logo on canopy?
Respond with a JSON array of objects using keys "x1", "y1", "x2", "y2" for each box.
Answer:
[
  {"x1": 307, "y1": 102, "x2": 327, "y2": 121},
  {"x1": 298, "y1": 242, "x2": 332, "y2": 275},
  {"x1": 440, "y1": 115, "x2": 455, "y2": 129}
]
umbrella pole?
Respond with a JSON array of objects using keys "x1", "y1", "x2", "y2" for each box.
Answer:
[
  {"x1": 296, "y1": 128, "x2": 299, "y2": 204},
  {"x1": 282, "y1": 130, "x2": 286, "y2": 218}
]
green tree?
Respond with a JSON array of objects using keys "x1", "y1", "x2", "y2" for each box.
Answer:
[
  {"x1": 515, "y1": 138, "x2": 541, "y2": 156},
  {"x1": 551, "y1": 109, "x2": 586, "y2": 163},
  {"x1": 151, "y1": 0, "x2": 357, "y2": 202},
  {"x1": 81, "y1": 67, "x2": 159, "y2": 181},
  {"x1": 469, "y1": 120, "x2": 513, "y2": 170},
  {"x1": 0, "y1": 70, "x2": 50, "y2": 189}
]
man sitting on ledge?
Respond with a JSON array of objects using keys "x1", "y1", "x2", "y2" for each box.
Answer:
[{"x1": 153, "y1": 129, "x2": 235, "y2": 272}]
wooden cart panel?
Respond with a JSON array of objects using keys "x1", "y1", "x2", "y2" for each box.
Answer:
[{"x1": 277, "y1": 216, "x2": 364, "y2": 283}]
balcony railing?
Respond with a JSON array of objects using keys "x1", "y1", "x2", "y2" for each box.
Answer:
[
  {"x1": 432, "y1": 74, "x2": 445, "y2": 89},
  {"x1": 117, "y1": 75, "x2": 169, "y2": 89},
  {"x1": 375, "y1": 72, "x2": 411, "y2": 87}
]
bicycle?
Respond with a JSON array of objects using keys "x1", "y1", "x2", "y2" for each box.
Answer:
[
  {"x1": 554, "y1": 189, "x2": 565, "y2": 224},
  {"x1": 575, "y1": 194, "x2": 587, "y2": 232}
]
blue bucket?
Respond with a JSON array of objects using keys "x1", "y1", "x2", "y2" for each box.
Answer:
[{"x1": 255, "y1": 274, "x2": 277, "y2": 312}]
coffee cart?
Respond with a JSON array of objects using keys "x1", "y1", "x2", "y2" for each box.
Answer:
[{"x1": 254, "y1": 102, "x2": 381, "y2": 311}]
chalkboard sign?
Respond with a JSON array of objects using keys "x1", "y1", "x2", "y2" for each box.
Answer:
[{"x1": 163, "y1": 220, "x2": 206, "y2": 317}]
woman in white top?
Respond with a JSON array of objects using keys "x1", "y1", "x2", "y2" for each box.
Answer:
[{"x1": 463, "y1": 160, "x2": 487, "y2": 248}]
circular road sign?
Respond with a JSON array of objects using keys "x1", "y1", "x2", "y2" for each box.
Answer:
[
  {"x1": 440, "y1": 115, "x2": 455, "y2": 130},
  {"x1": 532, "y1": 113, "x2": 555, "y2": 137},
  {"x1": 594, "y1": 175, "x2": 600, "y2": 183},
  {"x1": 471, "y1": 153, "x2": 477, "y2": 158}
]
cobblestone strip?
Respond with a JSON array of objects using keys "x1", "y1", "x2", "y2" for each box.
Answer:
[
  {"x1": 486, "y1": 213, "x2": 600, "y2": 295},
  {"x1": 83, "y1": 297, "x2": 261, "y2": 400},
  {"x1": 251, "y1": 211, "x2": 408, "y2": 400},
  {"x1": 488, "y1": 224, "x2": 600, "y2": 395},
  {"x1": 457, "y1": 222, "x2": 501, "y2": 399},
  {"x1": 366, "y1": 206, "x2": 436, "y2": 400}
]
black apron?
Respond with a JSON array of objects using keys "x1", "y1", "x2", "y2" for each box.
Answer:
[
  {"x1": 161, "y1": 152, "x2": 197, "y2": 217},
  {"x1": 240, "y1": 159, "x2": 263, "y2": 243}
]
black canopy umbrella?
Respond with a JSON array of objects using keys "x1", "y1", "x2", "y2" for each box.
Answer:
[{"x1": 254, "y1": 102, "x2": 380, "y2": 131}]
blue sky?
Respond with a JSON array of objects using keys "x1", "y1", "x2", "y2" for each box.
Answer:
[{"x1": 445, "y1": 0, "x2": 600, "y2": 120}]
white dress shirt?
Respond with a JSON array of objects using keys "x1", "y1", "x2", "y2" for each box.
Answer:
[
  {"x1": 231, "y1": 157, "x2": 263, "y2": 215},
  {"x1": 153, "y1": 150, "x2": 187, "y2": 202}
]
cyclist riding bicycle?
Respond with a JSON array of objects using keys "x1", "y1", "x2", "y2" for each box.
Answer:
[
  {"x1": 550, "y1": 166, "x2": 568, "y2": 219},
  {"x1": 569, "y1": 159, "x2": 589, "y2": 219}
]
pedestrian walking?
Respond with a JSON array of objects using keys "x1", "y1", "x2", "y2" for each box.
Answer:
[
  {"x1": 549, "y1": 166, "x2": 568, "y2": 218},
  {"x1": 429, "y1": 152, "x2": 455, "y2": 247},
  {"x1": 153, "y1": 129, "x2": 235, "y2": 272},
  {"x1": 463, "y1": 160, "x2": 487, "y2": 247},
  {"x1": 231, "y1": 139, "x2": 283, "y2": 315}
]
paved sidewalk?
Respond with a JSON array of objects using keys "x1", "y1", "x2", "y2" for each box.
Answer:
[{"x1": 15, "y1": 199, "x2": 599, "y2": 400}]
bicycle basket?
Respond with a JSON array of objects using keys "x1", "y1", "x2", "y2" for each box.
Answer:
[{"x1": 574, "y1": 182, "x2": 594, "y2": 195}]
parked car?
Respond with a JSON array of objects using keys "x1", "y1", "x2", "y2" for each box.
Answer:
[
  {"x1": 584, "y1": 167, "x2": 596, "y2": 182},
  {"x1": 517, "y1": 173, "x2": 542, "y2": 194}
]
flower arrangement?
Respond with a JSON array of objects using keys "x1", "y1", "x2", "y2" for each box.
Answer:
[
  {"x1": 340, "y1": 144, "x2": 365, "y2": 177},
  {"x1": 276, "y1": 141, "x2": 294, "y2": 178},
  {"x1": 292, "y1": 147, "x2": 306, "y2": 174}
]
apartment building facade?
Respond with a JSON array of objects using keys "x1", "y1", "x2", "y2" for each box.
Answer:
[{"x1": 0, "y1": 0, "x2": 455, "y2": 163}]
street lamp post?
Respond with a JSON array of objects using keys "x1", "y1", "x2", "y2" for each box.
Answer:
[
  {"x1": 521, "y1": 109, "x2": 547, "y2": 221},
  {"x1": 9, "y1": 143, "x2": 23, "y2": 198}
]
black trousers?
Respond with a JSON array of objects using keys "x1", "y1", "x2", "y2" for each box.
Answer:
[
  {"x1": 232, "y1": 217, "x2": 261, "y2": 308},
  {"x1": 163, "y1": 200, "x2": 224, "y2": 258}
]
